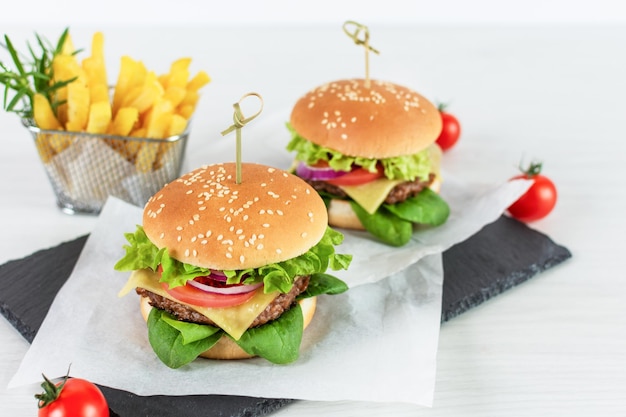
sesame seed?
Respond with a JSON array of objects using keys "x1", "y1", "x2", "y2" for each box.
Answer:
[
  {"x1": 177, "y1": 236, "x2": 182, "y2": 242},
  {"x1": 192, "y1": 250, "x2": 197, "y2": 257},
  {"x1": 159, "y1": 233, "x2": 164, "y2": 239},
  {"x1": 257, "y1": 244, "x2": 264, "y2": 250},
  {"x1": 176, "y1": 226, "x2": 183, "y2": 231},
  {"x1": 226, "y1": 253, "x2": 233, "y2": 259},
  {"x1": 240, "y1": 255, "x2": 245, "y2": 263},
  {"x1": 262, "y1": 223, "x2": 270, "y2": 228},
  {"x1": 185, "y1": 249, "x2": 190, "y2": 256},
  {"x1": 301, "y1": 232, "x2": 308, "y2": 238},
  {"x1": 276, "y1": 249, "x2": 282, "y2": 254}
]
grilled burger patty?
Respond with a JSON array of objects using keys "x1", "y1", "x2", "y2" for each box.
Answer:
[
  {"x1": 305, "y1": 173, "x2": 435, "y2": 205},
  {"x1": 136, "y1": 275, "x2": 311, "y2": 328}
]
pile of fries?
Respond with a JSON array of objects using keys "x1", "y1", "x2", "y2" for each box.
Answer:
[{"x1": 34, "y1": 31, "x2": 210, "y2": 173}]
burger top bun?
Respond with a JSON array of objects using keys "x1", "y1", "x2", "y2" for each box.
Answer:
[
  {"x1": 143, "y1": 162, "x2": 328, "y2": 270},
  {"x1": 289, "y1": 78, "x2": 442, "y2": 159},
  {"x1": 139, "y1": 296, "x2": 317, "y2": 360}
]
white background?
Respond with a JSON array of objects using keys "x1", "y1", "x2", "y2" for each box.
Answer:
[
  {"x1": 1, "y1": 3, "x2": 625, "y2": 417},
  {"x1": 0, "y1": 0, "x2": 626, "y2": 27}
]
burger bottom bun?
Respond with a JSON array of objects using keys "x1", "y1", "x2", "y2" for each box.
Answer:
[
  {"x1": 139, "y1": 295, "x2": 317, "y2": 360},
  {"x1": 327, "y1": 200, "x2": 366, "y2": 230},
  {"x1": 327, "y1": 180, "x2": 442, "y2": 231}
]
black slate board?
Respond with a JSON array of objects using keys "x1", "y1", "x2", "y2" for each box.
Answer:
[{"x1": 0, "y1": 215, "x2": 571, "y2": 417}]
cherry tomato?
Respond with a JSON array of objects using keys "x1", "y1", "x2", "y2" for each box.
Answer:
[
  {"x1": 325, "y1": 166, "x2": 384, "y2": 186},
  {"x1": 507, "y1": 162, "x2": 557, "y2": 222},
  {"x1": 162, "y1": 282, "x2": 258, "y2": 308},
  {"x1": 435, "y1": 104, "x2": 461, "y2": 151},
  {"x1": 36, "y1": 373, "x2": 109, "y2": 417}
]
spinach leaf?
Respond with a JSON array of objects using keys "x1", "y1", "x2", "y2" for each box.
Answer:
[
  {"x1": 350, "y1": 201, "x2": 413, "y2": 246},
  {"x1": 234, "y1": 304, "x2": 303, "y2": 364},
  {"x1": 384, "y1": 188, "x2": 450, "y2": 226},
  {"x1": 147, "y1": 309, "x2": 222, "y2": 369}
]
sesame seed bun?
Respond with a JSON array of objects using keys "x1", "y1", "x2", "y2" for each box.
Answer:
[
  {"x1": 289, "y1": 78, "x2": 442, "y2": 159},
  {"x1": 139, "y1": 295, "x2": 317, "y2": 360},
  {"x1": 142, "y1": 162, "x2": 328, "y2": 270}
]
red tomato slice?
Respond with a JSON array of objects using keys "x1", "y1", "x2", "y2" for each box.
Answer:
[
  {"x1": 161, "y1": 282, "x2": 258, "y2": 308},
  {"x1": 325, "y1": 166, "x2": 384, "y2": 186}
]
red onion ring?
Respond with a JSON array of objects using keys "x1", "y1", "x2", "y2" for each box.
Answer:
[
  {"x1": 295, "y1": 162, "x2": 347, "y2": 181},
  {"x1": 187, "y1": 279, "x2": 263, "y2": 295}
]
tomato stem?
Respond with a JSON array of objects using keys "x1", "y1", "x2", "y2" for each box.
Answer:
[
  {"x1": 437, "y1": 102, "x2": 448, "y2": 112},
  {"x1": 34, "y1": 366, "x2": 71, "y2": 408},
  {"x1": 519, "y1": 160, "x2": 543, "y2": 178}
]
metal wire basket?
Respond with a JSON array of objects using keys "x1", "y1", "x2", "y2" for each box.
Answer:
[{"x1": 23, "y1": 118, "x2": 189, "y2": 214}]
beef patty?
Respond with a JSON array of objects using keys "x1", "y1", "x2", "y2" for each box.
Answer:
[
  {"x1": 136, "y1": 275, "x2": 310, "y2": 328},
  {"x1": 306, "y1": 172, "x2": 435, "y2": 205}
]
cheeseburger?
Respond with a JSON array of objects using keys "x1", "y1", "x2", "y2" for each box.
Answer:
[
  {"x1": 287, "y1": 78, "x2": 450, "y2": 246},
  {"x1": 115, "y1": 162, "x2": 351, "y2": 368}
]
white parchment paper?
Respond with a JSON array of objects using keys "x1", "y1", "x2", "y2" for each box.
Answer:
[{"x1": 8, "y1": 174, "x2": 531, "y2": 407}]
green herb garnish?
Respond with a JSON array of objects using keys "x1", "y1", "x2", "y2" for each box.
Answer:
[{"x1": 0, "y1": 27, "x2": 77, "y2": 118}]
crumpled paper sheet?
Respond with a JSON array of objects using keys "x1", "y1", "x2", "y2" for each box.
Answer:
[
  {"x1": 44, "y1": 137, "x2": 180, "y2": 209},
  {"x1": 8, "y1": 174, "x2": 530, "y2": 407}
]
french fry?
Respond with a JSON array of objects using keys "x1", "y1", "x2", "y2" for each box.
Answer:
[
  {"x1": 86, "y1": 101, "x2": 112, "y2": 134},
  {"x1": 186, "y1": 71, "x2": 211, "y2": 92},
  {"x1": 108, "y1": 107, "x2": 140, "y2": 159},
  {"x1": 175, "y1": 89, "x2": 199, "y2": 119},
  {"x1": 82, "y1": 32, "x2": 108, "y2": 104},
  {"x1": 122, "y1": 71, "x2": 163, "y2": 113},
  {"x1": 65, "y1": 69, "x2": 90, "y2": 132},
  {"x1": 167, "y1": 114, "x2": 188, "y2": 137},
  {"x1": 145, "y1": 98, "x2": 173, "y2": 139},
  {"x1": 160, "y1": 57, "x2": 191, "y2": 89},
  {"x1": 112, "y1": 56, "x2": 147, "y2": 115},
  {"x1": 33, "y1": 93, "x2": 63, "y2": 130},
  {"x1": 108, "y1": 107, "x2": 138, "y2": 136},
  {"x1": 52, "y1": 54, "x2": 81, "y2": 126},
  {"x1": 163, "y1": 86, "x2": 187, "y2": 108},
  {"x1": 60, "y1": 33, "x2": 75, "y2": 55}
]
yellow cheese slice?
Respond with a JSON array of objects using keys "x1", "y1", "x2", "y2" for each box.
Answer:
[
  {"x1": 338, "y1": 178, "x2": 404, "y2": 214},
  {"x1": 118, "y1": 269, "x2": 278, "y2": 340}
]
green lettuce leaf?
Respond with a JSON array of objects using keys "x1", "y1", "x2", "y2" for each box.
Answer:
[
  {"x1": 286, "y1": 122, "x2": 432, "y2": 181},
  {"x1": 145, "y1": 272, "x2": 348, "y2": 368},
  {"x1": 115, "y1": 226, "x2": 352, "y2": 294}
]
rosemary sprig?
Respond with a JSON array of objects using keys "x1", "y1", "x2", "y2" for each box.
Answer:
[{"x1": 0, "y1": 28, "x2": 78, "y2": 119}]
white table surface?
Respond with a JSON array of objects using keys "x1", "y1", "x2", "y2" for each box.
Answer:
[{"x1": 1, "y1": 24, "x2": 625, "y2": 416}]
